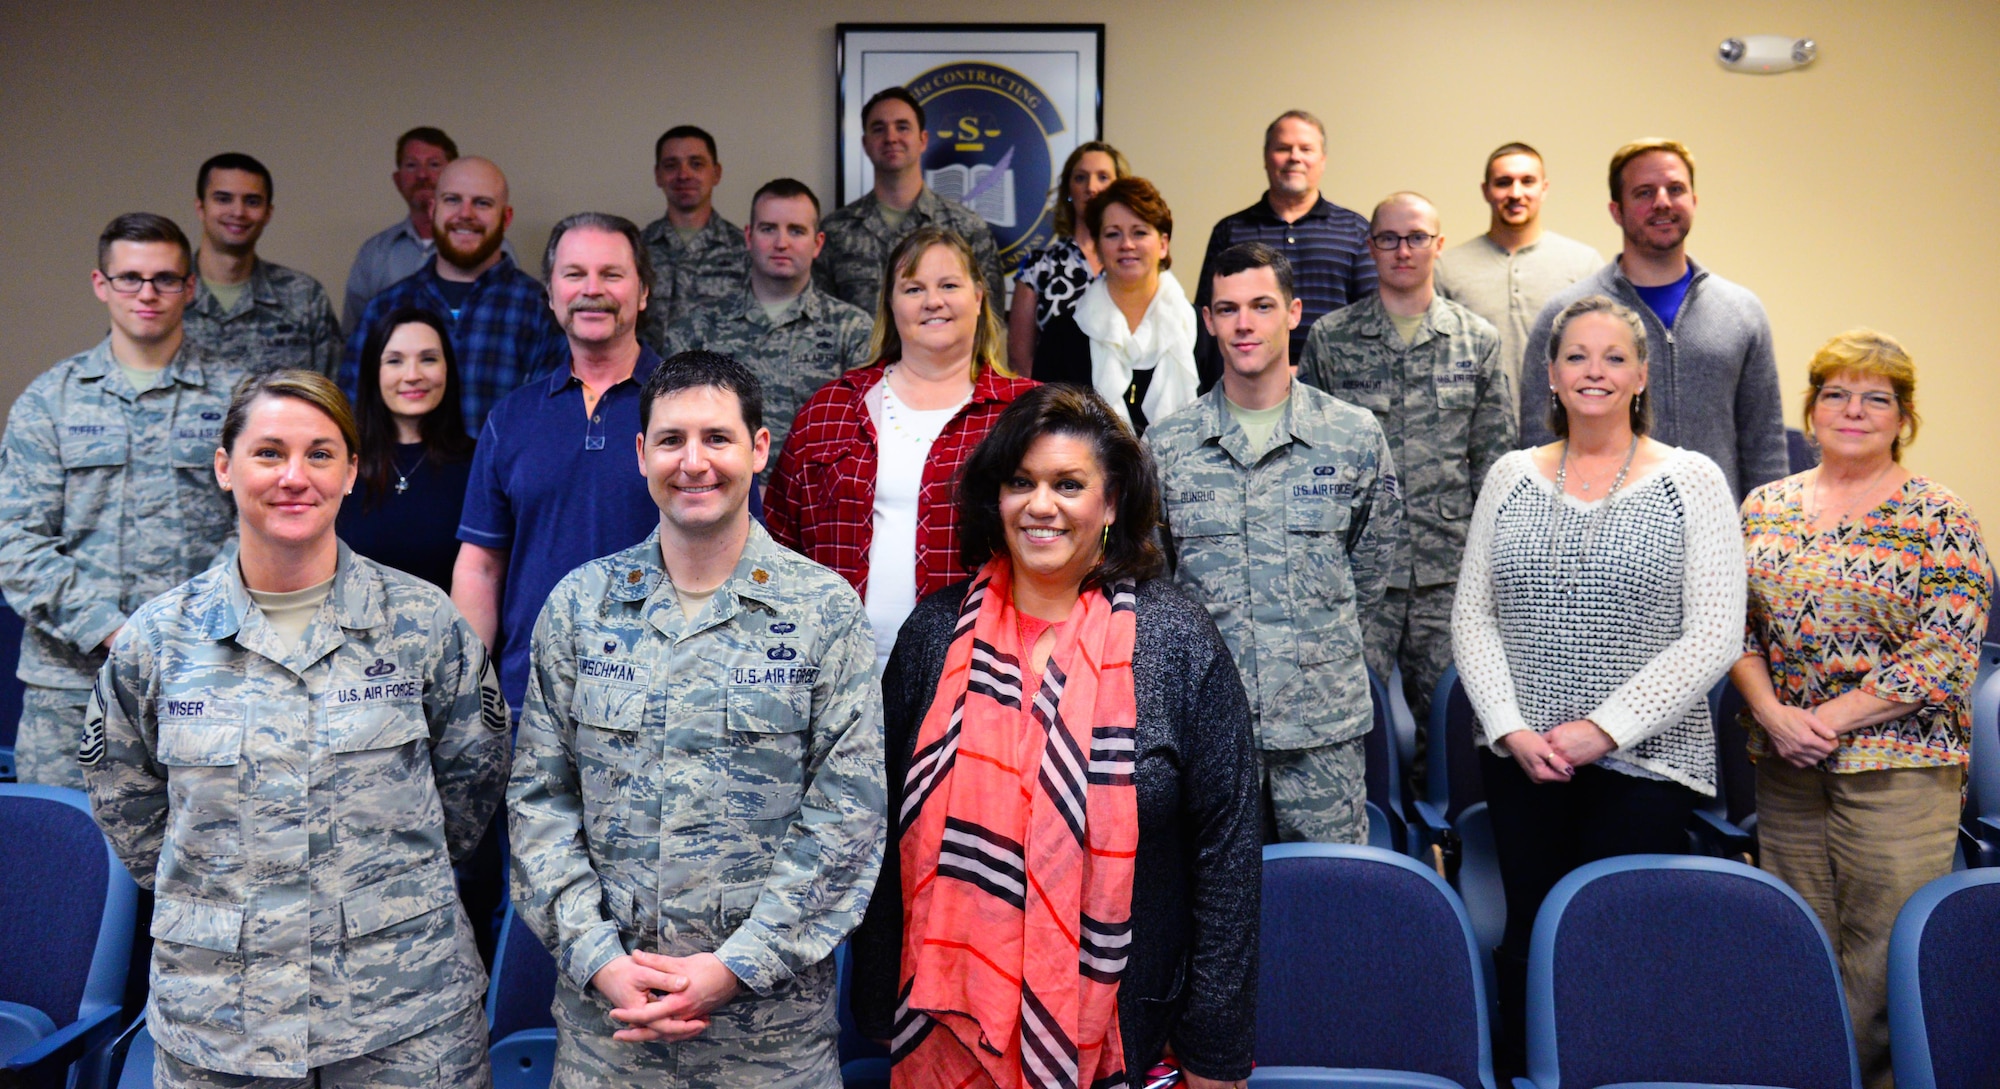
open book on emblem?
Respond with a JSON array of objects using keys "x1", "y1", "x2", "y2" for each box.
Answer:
[{"x1": 926, "y1": 162, "x2": 1017, "y2": 228}]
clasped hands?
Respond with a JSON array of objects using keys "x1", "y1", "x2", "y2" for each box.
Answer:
[
  {"x1": 1755, "y1": 702, "x2": 1841, "y2": 768},
  {"x1": 1502, "y1": 719, "x2": 1616, "y2": 783},
  {"x1": 591, "y1": 950, "x2": 742, "y2": 1043}
]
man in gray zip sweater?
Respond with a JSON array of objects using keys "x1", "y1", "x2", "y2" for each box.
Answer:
[{"x1": 1519, "y1": 138, "x2": 1788, "y2": 499}]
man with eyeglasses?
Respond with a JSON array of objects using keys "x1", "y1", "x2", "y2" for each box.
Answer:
[
  {"x1": 182, "y1": 152, "x2": 343, "y2": 381},
  {"x1": 1300, "y1": 192, "x2": 1514, "y2": 730},
  {"x1": 1519, "y1": 139, "x2": 1786, "y2": 499},
  {"x1": 0, "y1": 213, "x2": 236, "y2": 787}
]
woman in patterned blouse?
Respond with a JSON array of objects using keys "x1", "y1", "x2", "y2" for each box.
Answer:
[
  {"x1": 1007, "y1": 141, "x2": 1129, "y2": 376},
  {"x1": 1732, "y1": 329, "x2": 1991, "y2": 1089}
]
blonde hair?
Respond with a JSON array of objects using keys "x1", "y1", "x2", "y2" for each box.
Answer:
[
  {"x1": 221, "y1": 369, "x2": 359, "y2": 458},
  {"x1": 867, "y1": 226, "x2": 1010, "y2": 379},
  {"x1": 1803, "y1": 329, "x2": 1920, "y2": 460},
  {"x1": 1608, "y1": 138, "x2": 1696, "y2": 202}
]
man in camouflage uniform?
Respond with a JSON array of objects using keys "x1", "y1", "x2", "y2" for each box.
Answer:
[
  {"x1": 640, "y1": 125, "x2": 749, "y2": 352},
  {"x1": 1147, "y1": 243, "x2": 1402, "y2": 844},
  {"x1": 0, "y1": 213, "x2": 236, "y2": 788},
  {"x1": 663, "y1": 179, "x2": 873, "y2": 469},
  {"x1": 509, "y1": 351, "x2": 883, "y2": 1088},
  {"x1": 82, "y1": 531, "x2": 510, "y2": 1086},
  {"x1": 182, "y1": 152, "x2": 342, "y2": 380},
  {"x1": 815, "y1": 87, "x2": 1004, "y2": 317},
  {"x1": 1299, "y1": 192, "x2": 1515, "y2": 729}
]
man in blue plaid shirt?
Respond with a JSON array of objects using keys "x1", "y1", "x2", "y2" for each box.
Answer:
[{"x1": 342, "y1": 156, "x2": 566, "y2": 433}]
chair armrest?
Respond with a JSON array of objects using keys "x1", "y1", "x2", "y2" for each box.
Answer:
[
  {"x1": 4, "y1": 1002, "x2": 121, "y2": 1079},
  {"x1": 1689, "y1": 809, "x2": 1755, "y2": 862}
]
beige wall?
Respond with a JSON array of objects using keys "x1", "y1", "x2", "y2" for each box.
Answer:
[{"x1": 5, "y1": 0, "x2": 1996, "y2": 518}]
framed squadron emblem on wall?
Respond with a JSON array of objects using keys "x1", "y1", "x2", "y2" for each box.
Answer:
[{"x1": 836, "y1": 23, "x2": 1106, "y2": 284}]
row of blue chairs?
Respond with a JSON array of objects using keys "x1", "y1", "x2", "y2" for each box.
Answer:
[{"x1": 466, "y1": 846, "x2": 2000, "y2": 1089}]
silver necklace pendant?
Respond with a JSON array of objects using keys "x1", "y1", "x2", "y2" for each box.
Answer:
[{"x1": 394, "y1": 475, "x2": 409, "y2": 495}]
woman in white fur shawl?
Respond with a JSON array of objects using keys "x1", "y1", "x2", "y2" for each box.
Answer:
[{"x1": 1029, "y1": 177, "x2": 1199, "y2": 435}]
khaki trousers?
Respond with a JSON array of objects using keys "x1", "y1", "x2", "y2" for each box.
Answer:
[{"x1": 1756, "y1": 759, "x2": 1963, "y2": 1089}]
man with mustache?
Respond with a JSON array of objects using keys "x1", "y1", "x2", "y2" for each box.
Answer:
[
  {"x1": 662, "y1": 178, "x2": 872, "y2": 472},
  {"x1": 342, "y1": 155, "x2": 564, "y2": 433},
  {"x1": 182, "y1": 152, "x2": 343, "y2": 380},
  {"x1": 638, "y1": 125, "x2": 749, "y2": 351},
  {"x1": 340, "y1": 127, "x2": 517, "y2": 335},
  {"x1": 816, "y1": 87, "x2": 1003, "y2": 316},
  {"x1": 1436, "y1": 143, "x2": 1601, "y2": 414},
  {"x1": 1519, "y1": 139, "x2": 1787, "y2": 500},
  {"x1": 1192, "y1": 110, "x2": 1376, "y2": 385},
  {"x1": 1300, "y1": 192, "x2": 1514, "y2": 736},
  {"x1": 454, "y1": 212, "x2": 664, "y2": 721}
]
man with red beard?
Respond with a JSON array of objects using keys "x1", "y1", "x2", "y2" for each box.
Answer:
[{"x1": 342, "y1": 156, "x2": 566, "y2": 433}]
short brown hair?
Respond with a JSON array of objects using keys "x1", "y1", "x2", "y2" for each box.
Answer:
[
  {"x1": 1083, "y1": 177, "x2": 1173, "y2": 270},
  {"x1": 957, "y1": 384, "x2": 1165, "y2": 588},
  {"x1": 1803, "y1": 329, "x2": 1921, "y2": 461},
  {"x1": 97, "y1": 213, "x2": 192, "y2": 273},
  {"x1": 1608, "y1": 138, "x2": 1696, "y2": 202},
  {"x1": 395, "y1": 127, "x2": 458, "y2": 163},
  {"x1": 1543, "y1": 295, "x2": 1653, "y2": 440},
  {"x1": 1264, "y1": 109, "x2": 1327, "y2": 148},
  {"x1": 221, "y1": 369, "x2": 360, "y2": 459},
  {"x1": 1052, "y1": 141, "x2": 1132, "y2": 238},
  {"x1": 1483, "y1": 142, "x2": 1544, "y2": 182},
  {"x1": 868, "y1": 227, "x2": 1009, "y2": 378}
]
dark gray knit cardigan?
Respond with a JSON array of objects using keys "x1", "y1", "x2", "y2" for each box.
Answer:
[{"x1": 848, "y1": 577, "x2": 1261, "y2": 1084}]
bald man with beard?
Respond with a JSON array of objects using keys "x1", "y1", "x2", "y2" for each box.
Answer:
[{"x1": 342, "y1": 156, "x2": 567, "y2": 433}]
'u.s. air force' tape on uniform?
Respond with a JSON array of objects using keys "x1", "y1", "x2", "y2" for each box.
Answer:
[
  {"x1": 479, "y1": 656, "x2": 508, "y2": 732},
  {"x1": 79, "y1": 676, "x2": 107, "y2": 766}
]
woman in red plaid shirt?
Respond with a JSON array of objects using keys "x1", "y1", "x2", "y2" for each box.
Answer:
[{"x1": 766, "y1": 226, "x2": 1036, "y2": 671}]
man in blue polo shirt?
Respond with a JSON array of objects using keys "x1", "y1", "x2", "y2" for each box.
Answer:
[
  {"x1": 1192, "y1": 110, "x2": 1376, "y2": 385},
  {"x1": 453, "y1": 212, "x2": 664, "y2": 712},
  {"x1": 342, "y1": 156, "x2": 566, "y2": 433}
]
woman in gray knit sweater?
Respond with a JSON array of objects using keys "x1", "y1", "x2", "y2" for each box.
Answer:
[{"x1": 1452, "y1": 295, "x2": 1746, "y2": 1068}]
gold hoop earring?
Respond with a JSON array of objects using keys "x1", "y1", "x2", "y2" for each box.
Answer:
[{"x1": 1101, "y1": 524, "x2": 1111, "y2": 553}]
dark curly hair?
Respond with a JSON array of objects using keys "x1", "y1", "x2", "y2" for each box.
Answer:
[{"x1": 957, "y1": 384, "x2": 1165, "y2": 588}]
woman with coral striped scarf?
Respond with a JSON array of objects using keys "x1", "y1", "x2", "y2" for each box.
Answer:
[{"x1": 849, "y1": 384, "x2": 1261, "y2": 1089}]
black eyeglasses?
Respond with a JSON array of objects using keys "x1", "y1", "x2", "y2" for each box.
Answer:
[
  {"x1": 103, "y1": 272, "x2": 193, "y2": 295},
  {"x1": 1369, "y1": 232, "x2": 1436, "y2": 252}
]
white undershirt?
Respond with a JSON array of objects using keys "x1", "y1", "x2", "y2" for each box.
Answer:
[{"x1": 866, "y1": 380, "x2": 967, "y2": 670}]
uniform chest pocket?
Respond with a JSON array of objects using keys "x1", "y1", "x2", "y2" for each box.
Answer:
[
  {"x1": 1433, "y1": 371, "x2": 1480, "y2": 410},
  {"x1": 323, "y1": 698, "x2": 428, "y2": 753},
  {"x1": 156, "y1": 702, "x2": 245, "y2": 766},
  {"x1": 156, "y1": 701, "x2": 245, "y2": 859},
  {"x1": 573, "y1": 674, "x2": 649, "y2": 733},
  {"x1": 171, "y1": 414, "x2": 225, "y2": 468},
  {"x1": 722, "y1": 686, "x2": 810, "y2": 820},
  {"x1": 1286, "y1": 501, "x2": 1357, "y2": 610},
  {"x1": 59, "y1": 423, "x2": 129, "y2": 469}
]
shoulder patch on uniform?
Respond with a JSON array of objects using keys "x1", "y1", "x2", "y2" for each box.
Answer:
[
  {"x1": 79, "y1": 677, "x2": 107, "y2": 767},
  {"x1": 479, "y1": 657, "x2": 509, "y2": 733}
]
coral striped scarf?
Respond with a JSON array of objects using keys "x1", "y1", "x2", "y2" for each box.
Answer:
[{"x1": 891, "y1": 558, "x2": 1140, "y2": 1089}]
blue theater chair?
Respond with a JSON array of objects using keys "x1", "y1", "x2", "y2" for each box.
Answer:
[
  {"x1": 1887, "y1": 867, "x2": 2000, "y2": 1089},
  {"x1": 1254, "y1": 843, "x2": 1496, "y2": 1089},
  {"x1": 1520, "y1": 855, "x2": 1858, "y2": 1089},
  {"x1": 0, "y1": 784, "x2": 139, "y2": 1089},
  {"x1": 487, "y1": 903, "x2": 558, "y2": 1089}
]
